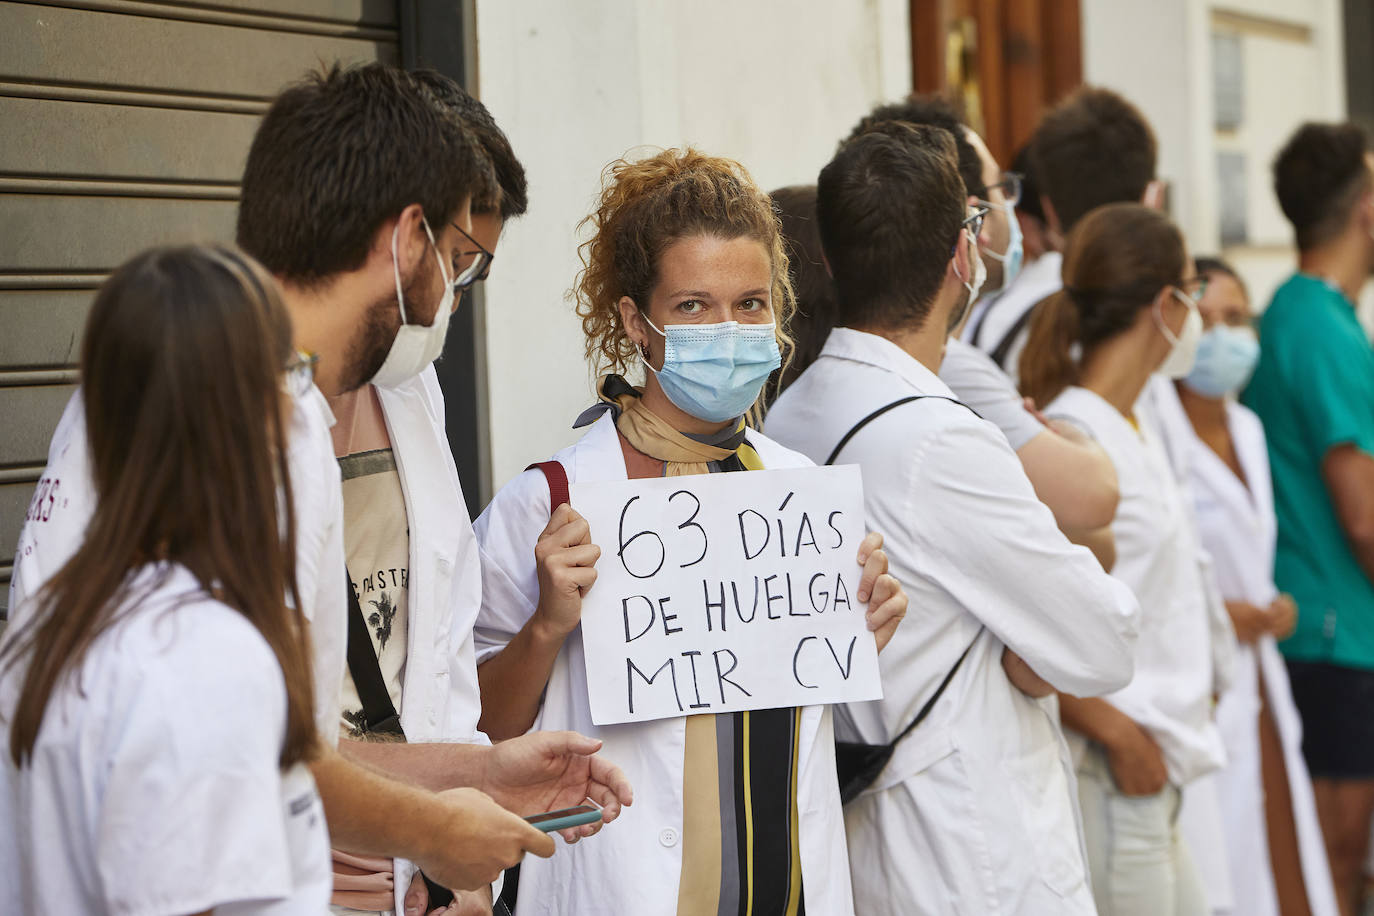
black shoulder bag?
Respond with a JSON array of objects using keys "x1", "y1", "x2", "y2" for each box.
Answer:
[
  {"x1": 347, "y1": 571, "x2": 512, "y2": 914},
  {"x1": 825, "y1": 395, "x2": 984, "y2": 804}
]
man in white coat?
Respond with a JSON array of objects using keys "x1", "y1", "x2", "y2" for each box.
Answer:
[
  {"x1": 765, "y1": 122, "x2": 1141, "y2": 914},
  {"x1": 235, "y1": 66, "x2": 620, "y2": 915},
  {"x1": 10, "y1": 64, "x2": 631, "y2": 916},
  {"x1": 845, "y1": 95, "x2": 1121, "y2": 564},
  {"x1": 968, "y1": 87, "x2": 1161, "y2": 382}
]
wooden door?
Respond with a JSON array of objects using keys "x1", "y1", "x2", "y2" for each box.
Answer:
[{"x1": 910, "y1": 0, "x2": 1082, "y2": 167}]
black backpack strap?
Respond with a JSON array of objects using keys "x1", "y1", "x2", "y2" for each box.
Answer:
[
  {"x1": 968, "y1": 295, "x2": 994, "y2": 348},
  {"x1": 345, "y1": 566, "x2": 404, "y2": 738},
  {"x1": 824, "y1": 395, "x2": 980, "y2": 466},
  {"x1": 892, "y1": 627, "x2": 983, "y2": 745},
  {"x1": 988, "y1": 295, "x2": 1047, "y2": 370}
]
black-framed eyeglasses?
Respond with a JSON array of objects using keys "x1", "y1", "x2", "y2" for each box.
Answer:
[
  {"x1": 1175, "y1": 274, "x2": 1209, "y2": 303},
  {"x1": 450, "y1": 222, "x2": 494, "y2": 290},
  {"x1": 284, "y1": 350, "x2": 319, "y2": 398},
  {"x1": 976, "y1": 171, "x2": 1023, "y2": 207},
  {"x1": 950, "y1": 204, "x2": 991, "y2": 256}
]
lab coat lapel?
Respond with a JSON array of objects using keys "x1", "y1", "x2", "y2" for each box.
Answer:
[{"x1": 374, "y1": 375, "x2": 463, "y2": 732}]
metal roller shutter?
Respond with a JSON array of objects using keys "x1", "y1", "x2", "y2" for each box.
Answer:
[{"x1": 0, "y1": 0, "x2": 400, "y2": 613}]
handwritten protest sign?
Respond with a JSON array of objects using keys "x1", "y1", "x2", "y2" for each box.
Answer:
[{"x1": 570, "y1": 465, "x2": 883, "y2": 725}]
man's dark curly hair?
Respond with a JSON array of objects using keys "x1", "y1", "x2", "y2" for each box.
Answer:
[{"x1": 1274, "y1": 122, "x2": 1371, "y2": 251}]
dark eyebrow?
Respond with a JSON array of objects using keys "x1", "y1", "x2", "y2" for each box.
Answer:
[{"x1": 667, "y1": 290, "x2": 714, "y2": 300}]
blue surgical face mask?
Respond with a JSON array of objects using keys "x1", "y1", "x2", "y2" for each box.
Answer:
[
  {"x1": 638, "y1": 316, "x2": 782, "y2": 422},
  {"x1": 982, "y1": 199, "x2": 1023, "y2": 291},
  {"x1": 1182, "y1": 324, "x2": 1259, "y2": 398}
]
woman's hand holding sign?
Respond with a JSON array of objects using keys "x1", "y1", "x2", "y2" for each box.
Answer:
[
  {"x1": 478, "y1": 503, "x2": 604, "y2": 740},
  {"x1": 533, "y1": 504, "x2": 602, "y2": 639},
  {"x1": 855, "y1": 531, "x2": 906, "y2": 653}
]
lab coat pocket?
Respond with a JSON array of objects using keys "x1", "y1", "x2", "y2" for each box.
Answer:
[
  {"x1": 867, "y1": 727, "x2": 958, "y2": 794},
  {"x1": 852, "y1": 728, "x2": 995, "y2": 911},
  {"x1": 1008, "y1": 740, "x2": 1087, "y2": 899}
]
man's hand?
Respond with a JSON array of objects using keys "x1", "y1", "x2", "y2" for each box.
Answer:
[
  {"x1": 1225, "y1": 599, "x2": 1271, "y2": 644},
  {"x1": 402, "y1": 873, "x2": 493, "y2": 916},
  {"x1": 855, "y1": 532, "x2": 906, "y2": 653},
  {"x1": 533, "y1": 504, "x2": 600, "y2": 639},
  {"x1": 1104, "y1": 719, "x2": 1168, "y2": 797},
  {"x1": 481, "y1": 731, "x2": 633, "y2": 842},
  {"x1": 1002, "y1": 648, "x2": 1053, "y2": 698},
  {"x1": 411, "y1": 787, "x2": 554, "y2": 891},
  {"x1": 1268, "y1": 594, "x2": 1298, "y2": 640},
  {"x1": 331, "y1": 851, "x2": 395, "y2": 911}
]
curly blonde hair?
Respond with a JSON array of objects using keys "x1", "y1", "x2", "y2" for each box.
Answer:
[{"x1": 573, "y1": 148, "x2": 796, "y2": 380}]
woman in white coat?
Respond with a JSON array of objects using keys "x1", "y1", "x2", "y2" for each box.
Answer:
[
  {"x1": 0, "y1": 245, "x2": 332, "y2": 914},
  {"x1": 1152, "y1": 257, "x2": 1338, "y2": 916},
  {"x1": 1020, "y1": 204, "x2": 1228, "y2": 916},
  {"x1": 473, "y1": 149, "x2": 908, "y2": 915}
]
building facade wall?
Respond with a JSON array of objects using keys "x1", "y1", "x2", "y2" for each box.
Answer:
[{"x1": 474, "y1": 0, "x2": 912, "y2": 492}]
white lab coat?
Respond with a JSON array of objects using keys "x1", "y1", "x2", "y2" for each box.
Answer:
[
  {"x1": 372, "y1": 365, "x2": 490, "y2": 911},
  {"x1": 12, "y1": 369, "x2": 490, "y2": 914},
  {"x1": 967, "y1": 251, "x2": 1062, "y2": 381},
  {"x1": 473, "y1": 412, "x2": 856, "y2": 916},
  {"x1": 1046, "y1": 385, "x2": 1227, "y2": 786},
  {"x1": 7, "y1": 386, "x2": 348, "y2": 748},
  {"x1": 1148, "y1": 382, "x2": 1338, "y2": 916},
  {"x1": 765, "y1": 328, "x2": 1141, "y2": 915}
]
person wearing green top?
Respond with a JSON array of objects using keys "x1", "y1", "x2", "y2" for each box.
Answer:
[{"x1": 1242, "y1": 121, "x2": 1374, "y2": 916}]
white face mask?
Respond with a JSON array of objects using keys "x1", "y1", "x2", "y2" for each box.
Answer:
[
  {"x1": 964, "y1": 229, "x2": 987, "y2": 304},
  {"x1": 949, "y1": 229, "x2": 986, "y2": 332},
  {"x1": 1154, "y1": 288, "x2": 1205, "y2": 379},
  {"x1": 370, "y1": 218, "x2": 455, "y2": 389}
]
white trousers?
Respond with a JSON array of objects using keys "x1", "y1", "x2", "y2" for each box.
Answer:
[{"x1": 1077, "y1": 745, "x2": 1209, "y2": 916}]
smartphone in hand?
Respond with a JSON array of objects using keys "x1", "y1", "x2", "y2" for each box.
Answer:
[{"x1": 524, "y1": 803, "x2": 602, "y2": 833}]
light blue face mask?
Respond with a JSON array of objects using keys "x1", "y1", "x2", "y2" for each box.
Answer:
[
  {"x1": 982, "y1": 199, "x2": 1023, "y2": 291},
  {"x1": 639, "y1": 316, "x2": 782, "y2": 422},
  {"x1": 1183, "y1": 324, "x2": 1260, "y2": 398}
]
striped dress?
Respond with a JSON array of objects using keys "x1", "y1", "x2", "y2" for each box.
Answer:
[{"x1": 666, "y1": 436, "x2": 806, "y2": 916}]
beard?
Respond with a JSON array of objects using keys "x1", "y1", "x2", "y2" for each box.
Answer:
[{"x1": 340, "y1": 254, "x2": 441, "y2": 392}]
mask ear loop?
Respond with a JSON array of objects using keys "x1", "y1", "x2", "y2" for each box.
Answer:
[
  {"x1": 1153, "y1": 288, "x2": 1193, "y2": 347},
  {"x1": 391, "y1": 216, "x2": 450, "y2": 328},
  {"x1": 634, "y1": 310, "x2": 666, "y2": 374},
  {"x1": 982, "y1": 202, "x2": 1016, "y2": 264},
  {"x1": 420, "y1": 217, "x2": 451, "y2": 288},
  {"x1": 952, "y1": 229, "x2": 977, "y2": 285},
  {"x1": 390, "y1": 221, "x2": 408, "y2": 326}
]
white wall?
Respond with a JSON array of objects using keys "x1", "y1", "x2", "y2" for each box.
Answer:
[
  {"x1": 473, "y1": 0, "x2": 910, "y2": 498},
  {"x1": 1081, "y1": 0, "x2": 1350, "y2": 317}
]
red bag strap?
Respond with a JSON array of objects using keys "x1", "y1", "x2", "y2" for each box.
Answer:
[{"x1": 526, "y1": 460, "x2": 569, "y2": 513}]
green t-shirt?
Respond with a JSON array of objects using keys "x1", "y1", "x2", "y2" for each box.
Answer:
[{"x1": 1242, "y1": 273, "x2": 1374, "y2": 667}]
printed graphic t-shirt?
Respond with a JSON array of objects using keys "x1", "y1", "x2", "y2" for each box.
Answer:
[{"x1": 329, "y1": 386, "x2": 411, "y2": 738}]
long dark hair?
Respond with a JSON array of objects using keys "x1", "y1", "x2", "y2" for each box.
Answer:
[
  {"x1": 2, "y1": 245, "x2": 318, "y2": 767},
  {"x1": 1019, "y1": 203, "x2": 1184, "y2": 406},
  {"x1": 769, "y1": 184, "x2": 838, "y2": 398}
]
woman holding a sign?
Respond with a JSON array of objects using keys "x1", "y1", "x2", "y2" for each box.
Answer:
[{"x1": 473, "y1": 148, "x2": 907, "y2": 915}]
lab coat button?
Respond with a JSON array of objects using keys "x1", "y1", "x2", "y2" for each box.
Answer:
[{"x1": 659, "y1": 828, "x2": 679, "y2": 847}]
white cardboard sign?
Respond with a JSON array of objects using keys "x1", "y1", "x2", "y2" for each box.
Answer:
[{"x1": 570, "y1": 464, "x2": 883, "y2": 725}]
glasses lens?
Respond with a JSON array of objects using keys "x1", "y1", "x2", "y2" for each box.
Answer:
[
  {"x1": 1179, "y1": 275, "x2": 1208, "y2": 303},
  {"x1": 965, "y1": 207, "x2": 988, "y2": 238},
  {"x1": 1001, "y1": 173, "x2": 1023, "y2": 207},
  {"x1": 452, "y1": 250, "x2": 491, "y2": 290}
]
